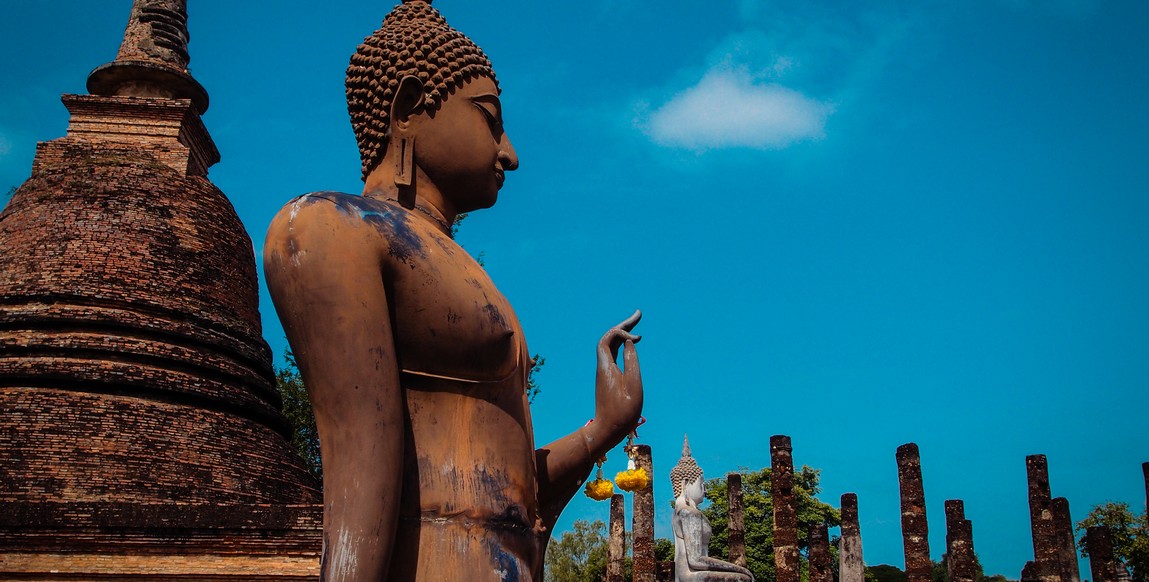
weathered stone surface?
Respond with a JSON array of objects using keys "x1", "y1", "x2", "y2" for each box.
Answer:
[
  {"x1": 840, "y1": 493, "x2": 865, "y2": 582},
  {"x1": 1026, "y1": 455, "x2": 1061, "y2": 582},
  {"x1": 608, "y1": 494, "x2": 626, "y2": 582},
  {"x1": 942, "y1": 501, "x2": 977, "y2": 582},
  {"x1": 727, "y1": 472, "x2": 747, "y2": 568},
  {"x1": 633, "y1": 444, "x2": 656, "y2": 582},
  {"x1": 772, "y1": 435, "x2": 799, "y2": 582},
  {"x1": 0, "y1": 1, "x2": 322, "y2": 578},
  {"x1": 944, "y1": 498, "x2": 964, "y2": 570},
  {"x1": 1021, "y1": 561, "x2": 1039, "y2": 582},
  {"x1": 87, "y1": 0, "x2": 209, "y2": 114},
  {"x1": 897, "y1": 443, "x2": 931, "y2": 582},
  {"x1": 1085, "y1": 526, "x2": 1118, "y2": 582},
  {"x1": 1052, "y1": 497, "x2": 1080, "y2": 582},
  {"x1": 0, "y1": 69, "x2": 314, "y2": 511},
  {"x1": 808, "y1": 523, "x2": 833, "y2": 582}
]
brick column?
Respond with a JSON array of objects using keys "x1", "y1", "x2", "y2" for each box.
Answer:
[
  {"x1": 1026, "y1": 455, "x2": 1060, "y2": 582},
  {"x1": 897, "y1": 443, "x2": 931, "y2": 582},
  {"x1": 608, "y1": 494, "x2": 625, "y2": 582},
  {"x1": 1085, "y1": 526, "x2": 1117, "y2": 582},
  {"x1": 1052, "y1": 497, "x2": 1080, "y2": 582},
  {"x1": 632, "y1": 444, "x2": 655, "y2": 582},
  {"x1": 727, "y1": 472, "x2": 747, "y2": 568},
  {"x1": 840, "y1": 493, "x2": 865, "y2": 582},
  {"x1": 943, "y1": 500, "x2": 977, "y2": 582},
  {"x1": 809, "y1": 523, "x2": 833, "y2": 582},
  {"x1": 1021, "y1": 561, "x2": 1039, "y2": 582},
  {"x1": 771, "y1": 435, "x2": 799, "y2": 582},
  {"x1": 944, "y1": 500, "x2": 963, "y2": 568}
]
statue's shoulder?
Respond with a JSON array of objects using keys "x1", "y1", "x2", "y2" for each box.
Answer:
[
  {"x1": 274, "y1": 191, "x2": 395, "y2": 219},
  {"x1": 269, "y1": 192, "x2": 407, "y2": 231},
  {"x1": 266, "y1": 192, "x2": 422, "y2": 261}
]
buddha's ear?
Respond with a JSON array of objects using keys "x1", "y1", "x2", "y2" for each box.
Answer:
[{"x1": 390, "y1": 75, "x2": 426, "y2": 130}]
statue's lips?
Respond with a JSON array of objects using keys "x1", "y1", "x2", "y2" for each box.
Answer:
[{"x1": 495, "y1": 168, "x2": 505, "y2": 189}]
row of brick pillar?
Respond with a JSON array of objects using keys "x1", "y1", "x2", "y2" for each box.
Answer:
[
  {"x1": 608, "y1": 445, "x2": 655, "y2": 582},
  {"x1": 1022, "y1": 454, "x2": 1080, "y2": 582},
  {"x1": 897, "y1": 445, "x2": 1146, "y2": 582},
  {"x1": 893, "y1": 443, "x2": 980, "y2": 582},
  {"x1": 768, "y1": 435, "x2": 865, "y2": 582},
  {"x1": 612, "y1": 442, "x2": 1147, "y2": 582}
]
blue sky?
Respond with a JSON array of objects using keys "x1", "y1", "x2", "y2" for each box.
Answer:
[{"x1": 2, "y1": 0, "x2": 1147, "y2": 577}]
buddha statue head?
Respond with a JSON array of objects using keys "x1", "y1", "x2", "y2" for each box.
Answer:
[
  {"x1": 346, "y1": 0, "x2": 517, "y2": 214},
  {"x1": 670, "y1": 435, "x2": 705, "y2": 501}
]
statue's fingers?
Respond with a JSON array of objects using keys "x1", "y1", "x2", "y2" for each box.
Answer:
[
  {"x1": 613, "y1": 309, "x2": 642, "y2": 333},
  {"x1": 599, "y1": 326, "x2": 640, "y2": 362},
  {"x1": 623, "y1": 339, "x2": 641, "y2": 379}
]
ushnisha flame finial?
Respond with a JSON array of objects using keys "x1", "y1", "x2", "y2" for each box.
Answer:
[
  {"x1": 87, "y1": 0, "x2": 209, "y2": 114},
  {"x1": 669, "y1": 434, "x2": 704, "y2": 498}
]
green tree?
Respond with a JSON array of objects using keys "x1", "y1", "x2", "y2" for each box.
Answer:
[
  {"x1": 930, "y1": 558, "x2": 1012, "y2": 582},
  {"x1": 700, "y1": 466, "x2": 841, "y2": 582},
  {"x1": 527, "y1": 355, "x2": 545, "y2": 403},
  {"x1": 867, "y1": 564, "x2": 908, "y2": 582},
  {"x1": 1076, "y1": 501, "x2": 1149, "y2": 582},
  {"x1": 545, "y1": 519, "x2": 631, "y2": 582},
  {"x1": 654, "y1": 537, "x2": 674, "y2": 563},
  {"x1": 276, "y1": 350, "x2": 321, "y2": 481}
]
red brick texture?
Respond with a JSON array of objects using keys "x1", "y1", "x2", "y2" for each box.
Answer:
[{"x1": 0, "y1": 91, "x2": 321, "y2": 577}]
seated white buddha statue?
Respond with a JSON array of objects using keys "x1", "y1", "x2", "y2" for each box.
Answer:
[{"x1": 669, "y1": 437, "x2": 754, "y2": 582}]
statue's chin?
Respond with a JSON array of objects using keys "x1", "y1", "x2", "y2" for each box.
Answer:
[{"x1": 457, "y1": 190, "x2": 498, "y2": 213}]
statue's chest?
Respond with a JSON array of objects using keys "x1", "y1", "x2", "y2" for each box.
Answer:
[{"x1": 385, "y1": 232, "x2": 523, "y2": 384}]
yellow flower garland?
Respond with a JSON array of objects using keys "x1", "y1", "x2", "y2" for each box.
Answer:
[
  {"x1": 584, "y1": 477, "x2": 615, "y2": 501},
  {"x1": 615, "y1": 467, "x2": 650, "y2": 492},
  {"x1": 584, "y1": 463, "x2": 614, "y2": 501}
]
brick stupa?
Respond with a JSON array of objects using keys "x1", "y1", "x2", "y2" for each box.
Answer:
[{"x1": 0, "y1": 1, "x2": 323, "y2": 578}]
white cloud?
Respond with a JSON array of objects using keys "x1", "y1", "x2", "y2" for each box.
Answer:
[{"x1": 646, "y1": 68, "x2": 833, "y2": 150}]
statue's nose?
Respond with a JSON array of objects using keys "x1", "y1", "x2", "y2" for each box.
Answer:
[{"x1": 499, "y1": 135, "x2": 519, "y2": 172}]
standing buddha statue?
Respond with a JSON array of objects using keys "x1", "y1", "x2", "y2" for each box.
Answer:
[{"x1": 263, "y1": 1, "x2": 644, "y2": 580}]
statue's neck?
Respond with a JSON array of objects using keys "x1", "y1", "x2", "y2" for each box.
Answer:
[{"x1": 363, "y1": 164, "x2": 456, "y2": 236}]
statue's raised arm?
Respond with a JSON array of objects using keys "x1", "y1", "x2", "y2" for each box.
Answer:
[
  {"x1": 535, "y1": 311, "x2": 644, "y2": 530},
  {"x1": 264, "y1": 1, "x2": 641, "y2": 580}
]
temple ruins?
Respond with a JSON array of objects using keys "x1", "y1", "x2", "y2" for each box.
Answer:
[{"x1": 0, "y1": 1, "x2": 322, "y2": 578}]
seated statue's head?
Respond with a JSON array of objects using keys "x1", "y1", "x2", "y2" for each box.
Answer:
[
  {"x1": 346, "y1": 0, "x2": 517, "y2": 213},
  {"x1": 670, "y1": 435, "x2": 705, "y2": 507},
  {"x1": 676, "y1": 476, "x2": 705, "y2": 509}
]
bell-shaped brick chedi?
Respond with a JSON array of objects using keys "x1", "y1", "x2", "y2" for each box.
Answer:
[{"x1": 0, "y1": 0, "x2": 319, "y2": 514}]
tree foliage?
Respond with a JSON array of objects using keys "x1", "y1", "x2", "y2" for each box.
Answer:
[
  {"x1": 1076, "y1": 501, "x2": 1149, "y2": 581},
  {"x1": 654, "y1": 537, "x2": 674, "y2": 563},
  {"x1": 276, "y1": 350, "x2": 321, "y2": 481},
  {"x1": 700, "y1": 465, "x2": 841, "y2": 582},
  {"x1": 867, "y1": 564, "x2": 908, "y2": 582},
  {"x1": 929, "y1": 558, "x2": 1012, "y2": 582},
  {"x1": 544, "y1": 519, "x2": 631, "y2": 582}
]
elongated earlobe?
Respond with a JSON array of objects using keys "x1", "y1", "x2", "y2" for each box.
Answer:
[
  {"x1": 394, "y1": 135, "x2": 415, "y2": 207},
  {"x1": 394, "y1": 136, "x2": 414, "y2": 187}
]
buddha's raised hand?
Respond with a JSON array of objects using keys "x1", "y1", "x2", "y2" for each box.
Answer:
[{"x1": 593, "y1": 310, "x2": 644, "y2": 441}]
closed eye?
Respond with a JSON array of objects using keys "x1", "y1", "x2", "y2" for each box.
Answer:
[{"x1": 471, "y1": 96, "x2": 504, "y2": 136}]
